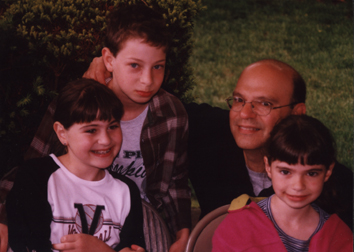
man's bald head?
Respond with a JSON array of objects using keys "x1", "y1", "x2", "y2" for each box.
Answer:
[{"x1": 242, "y1": 59, "x2": 306, "y2": 104}]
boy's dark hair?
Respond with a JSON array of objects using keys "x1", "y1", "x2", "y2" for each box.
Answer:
[
  {"x1": 105, "y1": 4, "x2": 169, "y2": 56},
  {"x1": 265, "y1": 114, "x2": 336, "y2": 169},
  {"x1": 54, "y1": 78, "x2": 123, "y2": 129}
]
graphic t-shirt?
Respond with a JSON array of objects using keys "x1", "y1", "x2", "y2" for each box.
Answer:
[
  {"x1": 110, "y1": 106, "x2": 149, "y2": 202},
  {"x1": 49, "y1": 155, "x2": 131, "y2": 249},
  {"x1": 6, "y1": 154, "x2": 145, "y2": 252}
]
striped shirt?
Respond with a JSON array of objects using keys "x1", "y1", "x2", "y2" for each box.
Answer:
[{"x1": 258, "y1": 195, "x2": 330, "y2": 252}]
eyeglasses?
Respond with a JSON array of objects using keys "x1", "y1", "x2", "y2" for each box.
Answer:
[{"x1": 226, "y1": 97, "x2": 297, "y2": 116}]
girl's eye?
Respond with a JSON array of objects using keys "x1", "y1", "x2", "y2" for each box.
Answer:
[
  {"x1": 308, "y1": 171, "x2": 318, "y2": 177},
  {"x1": 153, "y1": 65, "x2": 164, "y2": 70},
  {"x1": 280, "y1": 170, "x2": 290, "y2": 175},
  {"x1": 85, "y1": 129, "x2": 96, "y2": 134},
  {"x1": 109, "y1": 124, "x2": 119, "y2": 130},
  {"x1": 131, "y1": 63, "x2": 138, "y2": 68}
]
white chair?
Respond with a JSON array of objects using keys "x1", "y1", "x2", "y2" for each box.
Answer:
[{"x1": 185, "y1": 204, "x2": 229, "y2": 252}]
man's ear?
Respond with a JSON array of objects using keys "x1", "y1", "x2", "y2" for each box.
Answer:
[
  {"x1": 102, "y1": 47, "x2": 114, "y2": 72},
  {"x1": 291, "y1": 103, "x2": 306, "y2": 115},
  {"x1": 53, "y1": 122, "x2": 68, "y2": 146},
  {"x1": 324, "y1": 162, "x2": 335, "y2": 182},
  {"x1": 264, "y1": 156, "x2": 272, "y2": 179}
]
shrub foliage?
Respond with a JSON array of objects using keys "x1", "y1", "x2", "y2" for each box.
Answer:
[{"x1": 0, "y1": 0, "x2": 204, "y2": 175}]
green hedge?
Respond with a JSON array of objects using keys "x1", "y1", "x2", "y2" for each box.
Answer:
[{"x1": 0, "y1": 0, "x2": 204, "y2": 176}]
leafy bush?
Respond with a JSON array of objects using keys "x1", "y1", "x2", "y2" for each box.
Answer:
[{"x1": 0, "y1": 0, "x2": 204, "y2": 176}]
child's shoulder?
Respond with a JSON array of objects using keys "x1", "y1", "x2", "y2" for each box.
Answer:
[
  {"x1": 311, "y1": 213, "x2": 353, "y2": 251},
  {"x1": 14, "y1": 155, "x2": 59, "y2": 186},
  {"x1": 20, "y1": 155, "x2": 59, "y2": 175},
  {"x1": 150, "y1": 89, "x2": 187, "y2": 117}
]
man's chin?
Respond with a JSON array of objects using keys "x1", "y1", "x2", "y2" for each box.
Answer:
[{"x1": 234, "y1": 138, "x2": 264, "y2": 151}]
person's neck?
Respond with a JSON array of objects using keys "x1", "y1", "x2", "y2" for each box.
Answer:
[
  {"x1": 121, "y1": 103, "x2": 148, "y2": 121},
  {"x1": 58, "y1": 154, "x2": 105, "y2": 181},
  {"x1": 243, "y1": 149, "x2": 266, "y2": 173},
  {"x1": 270, "y1": 195, "x2": 319, "y2": 240}
]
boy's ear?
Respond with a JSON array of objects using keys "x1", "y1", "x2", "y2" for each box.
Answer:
[
  {"x1": 324, "y1": 162, "x2": 335, "y2": 182},
  {"x1": 102, "y1": 47, "x2": 114, "y2": 72},
  {"x1": 264, "y1": 156, "x2": 272, "y2": 179},
  {"x1": 53, "y1": 122, "x2": 68, "y2": 146},
  {"x1": 291, "y1": 103, "x2": 306, "y2": 115}
]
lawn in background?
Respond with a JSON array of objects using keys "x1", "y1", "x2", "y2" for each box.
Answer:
[{"x1": 186, "y1": 0, "x2": 353, "y2": 170}]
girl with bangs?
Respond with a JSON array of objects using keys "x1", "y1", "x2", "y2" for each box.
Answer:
[
  {"x1": 213, "y1": 115, "x2": 352, "y2": 252},
  {"x1": 7, "y1": 79, "x2": 145, "y2": 252}
]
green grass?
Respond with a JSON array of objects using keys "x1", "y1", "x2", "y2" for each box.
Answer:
[{"x1": 186, "y1": 0, "x2": 353, "y2": 169}]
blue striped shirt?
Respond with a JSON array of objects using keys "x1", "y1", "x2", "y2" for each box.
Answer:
[{"x1": 257, "y1": 195, "x2": 330, "y2": 252}]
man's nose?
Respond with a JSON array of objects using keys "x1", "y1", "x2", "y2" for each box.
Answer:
[{"x1": 239, "y1": 101, "x2": 257, "y2": 118}]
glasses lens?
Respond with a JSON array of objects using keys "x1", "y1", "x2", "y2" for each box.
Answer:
[
  {"x1": 253, "y1": 101, "x2": 271, "y2": 116},
  {"x1": 226, "y1": 98, "x2": 233, "y2": 108},
  {"x1": 230, "y1": 98, "x2": 244, "y2": 112}
]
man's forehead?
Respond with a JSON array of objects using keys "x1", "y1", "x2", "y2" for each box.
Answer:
[
  {"x1": 233, "y1": 64, "x2": 294, "y2": 102},
  {"x1": 232, "y1": 88, "x2": 279, "y2": 103}
]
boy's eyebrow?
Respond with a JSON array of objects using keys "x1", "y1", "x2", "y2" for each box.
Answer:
[{"x1": 127, "y1": 57, "x2": 166, "y2": 63}]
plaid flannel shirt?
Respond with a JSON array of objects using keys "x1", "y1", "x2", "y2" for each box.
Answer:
[{"x1": 0, "y1": 88, "x2": 191, "y2": 234}]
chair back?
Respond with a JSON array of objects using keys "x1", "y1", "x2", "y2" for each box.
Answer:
[
  {"x1": 142, "y1": 200, "x2": 172, "y2": 252},
  {"x1": 185, "y1": 204, "x2": 229, "y2": 252}
]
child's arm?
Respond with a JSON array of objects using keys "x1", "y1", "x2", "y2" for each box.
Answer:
[
  {"x1": 82, "y1": 56, "x2": 111, "y2": 85},
  {"x1": 52, "y1": 234, "x2": 116, "y2": 252},
  {"x1": 0, "y1": 224, "x2": 7, "y2": 252},
  {"x1": 120, "y1": 245, "x2": 145, "y2": 252},
  {"x1": 165, "y1": 101, "x2": 191, "y2": 234},
  {"x1": 169, "y1": 228, "x2": 189, "y2": 252},
  {"x1": 52, "y1": 235, "x2": 146, "y2": 252}
]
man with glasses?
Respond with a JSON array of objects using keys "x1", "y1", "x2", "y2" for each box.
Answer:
[
  {"x1": 186, "y1": 59, "x2": 352, "y2": 229},
  {"x1": 0, "y1": 59, "x2": 350, "y2": 250}
]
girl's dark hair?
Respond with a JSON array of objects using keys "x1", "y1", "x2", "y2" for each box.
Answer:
[
  {"x1": 265, "y1": 115, "x2": 336, "y2": 169},
  {"x1": 54, "y1": 78, "x2": 123, "y2": 129}
]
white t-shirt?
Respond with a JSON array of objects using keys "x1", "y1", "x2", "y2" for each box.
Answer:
[{"x1": 49, "y1": 154, "x2": 131, "y2": 249}]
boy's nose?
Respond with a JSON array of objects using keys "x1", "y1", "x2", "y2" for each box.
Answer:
[{"x1": 140, "y1": 69, "x2": 153, "y2": 86}]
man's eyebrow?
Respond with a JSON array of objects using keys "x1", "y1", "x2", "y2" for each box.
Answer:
[{"x1": 232, "y1": 92, "x2": 278, "y2": 103}]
